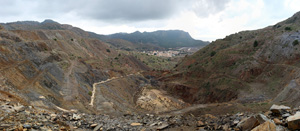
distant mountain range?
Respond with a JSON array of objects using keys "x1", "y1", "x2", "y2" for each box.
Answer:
[
  {"x1": 106, "y1": 30, "x2": 209, "y2": 49},
  {"x1": 1, "y1": 20, "x2": 209, "y2": 51}
]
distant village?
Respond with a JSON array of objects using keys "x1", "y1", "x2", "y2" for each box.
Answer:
[{"x1": 142, "y1": 46, "x2": 203, "y2": 57}]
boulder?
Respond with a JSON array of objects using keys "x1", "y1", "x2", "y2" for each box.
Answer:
[
  {"x1": 13, "y1": 105, "x2": 25, "y2": 112},
  {"x1": 237, "y1": 116, "x2": 260, "y2": 130},
  {"x1": 130, "y1": 123, "x2": 142, "y2": 126},
  {"x1": 237, "y1": 114, "x2": 269, "y2": 130},
  {"x1": 50, "y1": 114, "x2": 57, "y2": 121},
  {"x1": 251, "y1": 121, "x2": 276, "y2": 131},
  {"x1": 287, "y1": 112, "x2": 300, "y2": 130},
  {"x1": 72, "y1": 113, "x2": 81, "y2": 121},
  {"x1": 156, "y1": 122, "x2": 169, "y2": 130},
  {"x1": 273, "y1": 118, "x2": 282, "y2": 125},
  {"x1": 197, "y1": 120, "x2": 205, "y2": 127},
  {"x1": 90, "y1": 124, "x2": 98, "y2": 127},
  {"x1": 93, "y1": 125, "x2": 102, "y2": 131},
  {"x1": 270, "y1": 104, "x2": 291, "y2": 115},
  {"x1": 282, "y1": 113, "x2": 291, "y2": 118},
  {"x1": 256, "y1": 114, "x2": 269, "y2": 124}
]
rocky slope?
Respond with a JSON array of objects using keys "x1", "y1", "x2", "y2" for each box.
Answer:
[
  {"x1": 159, "y1": 11, "x2": 300, "y2": 108},
  {"x1": 0, "y1": 20, "x2": 167, "y2": 116}
]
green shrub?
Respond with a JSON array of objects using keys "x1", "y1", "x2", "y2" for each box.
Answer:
[
  {"x1": 253, "y1": 40, "x2": 258, "y2": 47},
  {"x1": 88, "y1": 91, "x2": 92, "y2": 96},
  {"x1": 106, "y1": 49, "x2": 111, "y2": 53},
  {"x1": 53, "y1": 38, "x2": 57, "y2": 41},
  {"x1": 293, "y1": 40, "x2": 299, "y2": 46},
  {"x1": 210, "y1": 51, "x2": 216, "y2": 57},
  {"x1": 285, "y1": 27, "x2": 292, "y2": 31}
]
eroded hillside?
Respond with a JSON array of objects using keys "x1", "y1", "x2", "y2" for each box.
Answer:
[
  {"x1": 160, "y1": 11, "x2": 300, "y2": 108},
  {"x1": 0, "y1": 22, "x2": 162, "y2": 114}
]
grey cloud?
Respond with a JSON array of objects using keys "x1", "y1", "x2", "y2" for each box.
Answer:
[
  {"x1": 71, "y1": 0, "x2": 181, "y2": 22},
  {"x1": 0, "y1": 0, "x2": 230, "y2": 22},
  {"x1": 191, "y1": 0, "x2": 230, "y2": 17}
]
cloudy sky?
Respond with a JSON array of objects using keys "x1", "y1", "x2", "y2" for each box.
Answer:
[{"x1": 0, "y1": 0, "x2": 299, "y2": 41}]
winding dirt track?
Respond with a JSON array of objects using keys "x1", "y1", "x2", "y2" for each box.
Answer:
[{"x1": 89, "y1": 73, "x2": 137, "y2": 107}]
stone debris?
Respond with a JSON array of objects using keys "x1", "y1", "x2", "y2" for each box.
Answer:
[{"x1": 0, "y1": 99, "x2": 298, "y2": 130}]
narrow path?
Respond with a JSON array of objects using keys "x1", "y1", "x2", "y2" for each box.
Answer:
[
  {"x1": 89, "y1": 77, "x2": 117, "y2": 106},
  {"x1": 89, "y1": 72, "x2": 140, "y2": 107}
]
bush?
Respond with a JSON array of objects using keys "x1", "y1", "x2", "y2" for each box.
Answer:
[
  {"x1": 210, "y1": 51, "x2": 216, "y2": 57},
  {"x1": 106, "y1": 49, "x2": 111, "y2": 53},
  {"x1": 293, "y1": 40, "x2": 299, "y2": 46},
  {"x1": 285, "y1": 27, "x2": 292, "y2": 31},
  {"x1": 88, "y1": 91, "x2": 92, "y2": 96},
  {"x1": 253, "y1": 40, "x2": 258, "y2": 47}
]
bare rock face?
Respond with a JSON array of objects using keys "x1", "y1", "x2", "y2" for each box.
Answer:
[{"x1": 287, "y1": 112, "x2": 300, "y2": 130}]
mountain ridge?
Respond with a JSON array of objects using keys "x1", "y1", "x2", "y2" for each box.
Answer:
[
  {"x1": 106, "y1": 30, "x2": 209, "y2": 49},
  {"x1": 1, "y1": 20, "x2": 209, "y2": 50}
]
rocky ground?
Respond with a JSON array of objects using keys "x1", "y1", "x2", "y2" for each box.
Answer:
[{"x1": 1, "y1": 97, "x2": 300, "y2": 131}]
